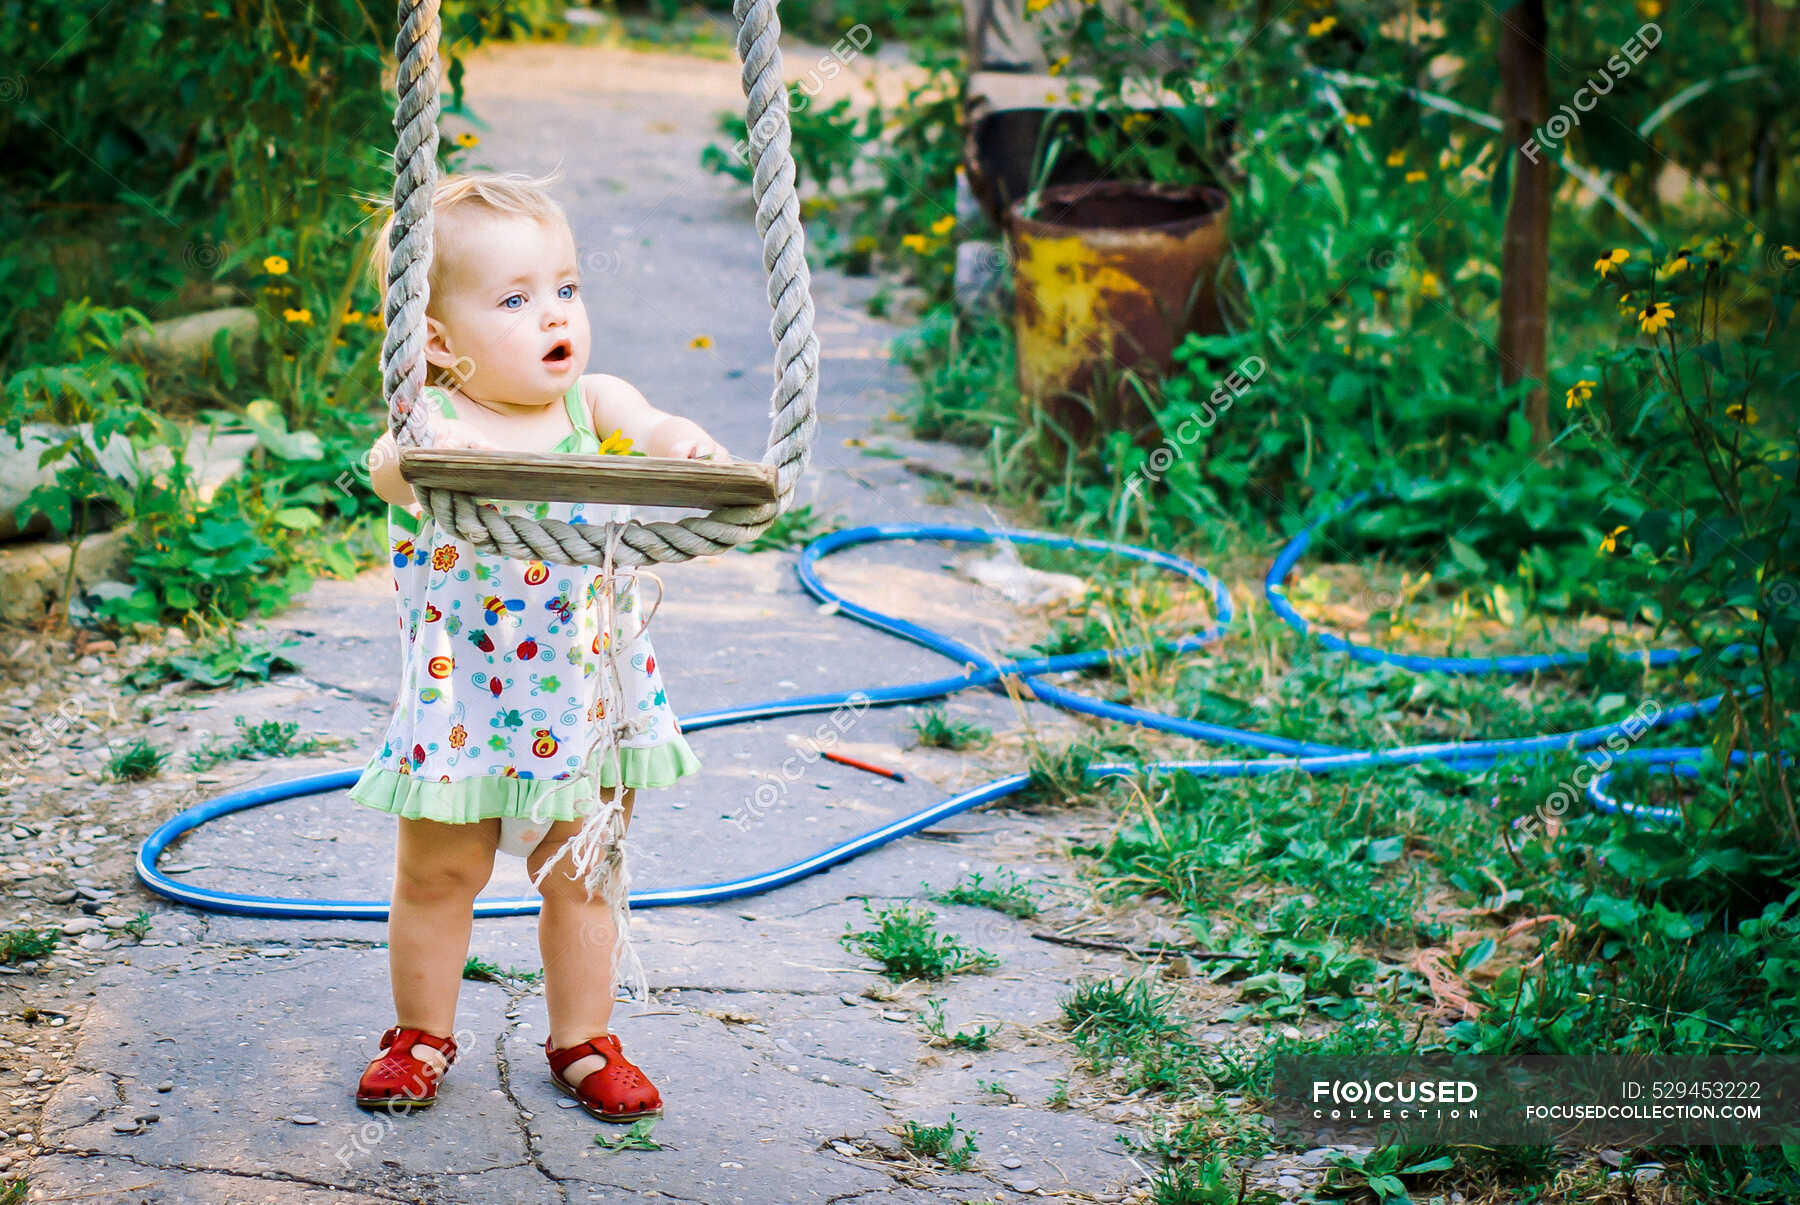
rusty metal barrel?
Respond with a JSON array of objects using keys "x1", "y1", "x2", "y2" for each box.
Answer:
[{"x1": 1005, "y1": 180, "x2": 1231, "y2": 451}]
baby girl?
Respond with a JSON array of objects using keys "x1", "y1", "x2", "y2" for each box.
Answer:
[{"x1": 348, "y1": 170, "x2": 726, "y2": 1122}]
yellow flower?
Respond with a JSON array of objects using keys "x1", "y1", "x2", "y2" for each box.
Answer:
[
  {"x1": 1385, "y1": 149, "x2": 1405, "y2": 167},
  {"x1": 1120, "y1": 112, "x2": 1152, "y2": 134},
  {"x1": 1637, "y1": 0, "x2": 1661, "y2": 17},
  {"x1": 1616, "y1": 291, "x2": 1636, "y2": 316},
  {"x1": 688, "y1": 334, "x2": 713, "y2": 349},
  {"x1": 1343, "y1": 112, "x2": 1371, "y2": 128},
  {"x1": 1701, "y1": 234, "x2": 1737, "y2": 263},
  {"x1": 1307, "y1": 15, "x2": 1338, "y2": 35},
  {"x1": 1417, "y1": 271, "x2": 1441, "y2": 298},
  {"x1": 1599, "y1": 525, "x2": 1628, "y2": 555},
  {"x1": 1047, "y1": 54, "x2": 1070, "y2": 76},
  {"x1": 1781, "y1": 245, "x2": 1800, "y2": 267},
  {"x1": 1404, "y1": 169, "x2": 1427, "y2": 183},
  {"x1": 929, "y1": 214, "x2": 957, "y2": 237},
  {"x1": 363, "y1": 312, "x2": 386, "y2": 331},
  {"x1": 1565, "y1": 379, "x2": 1596, "y2": 409},
  {"x1": 1726, "y1": 403, "x2": 1758, "y2": 424},
  {"x1": 1025, "y1": 0, "x2": 1055, "y2": 13},
  {"x1": 1658, "y1": 247, "x2": 1691, "y2": 277},
  {"x1": 1637, "y1": 300, "x2": 1675, "y2": 334},
  {"x1": 596, "y1": 429, "x2": 635, "y2": 455},
  {"x1": 901, "y1": 232, "x2": 932, "y2": 254},
  {"x1": 454, "y1": 132, "x2": 480, "y2": 149},
  {"x1": 282, "y1": 307, "x2": 313, "y2": 324},
  {"x1": 263, "y1": 255, "x2": 290, "y2": 275},
  {"x1": 1594, "y1": 248, "x2": 1630, "y2": 277},
  {"x1": 344, "y1": 310, "x2": 364, "y2": 326},
  {"x1": 852, "y1": 234, "x2": 879, "y2": 254},
  {"x1": 289, "y1": 53, "x2": 310, "y2": 73}
]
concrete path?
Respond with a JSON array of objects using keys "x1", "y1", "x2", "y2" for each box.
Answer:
[{"x1": 10, "y1": 37, "x2": 1186, "y2": 1205}]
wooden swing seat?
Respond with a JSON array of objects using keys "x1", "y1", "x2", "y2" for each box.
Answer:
[{"x1": 397, "y1": 446, "x2": 781, "y2": 508}]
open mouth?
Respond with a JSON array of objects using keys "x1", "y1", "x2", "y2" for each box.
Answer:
[{"x1": 543, "y1": 340, "x2": 572, "y2": 364}]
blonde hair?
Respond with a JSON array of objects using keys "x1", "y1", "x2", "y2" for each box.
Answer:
[{"x1": 362, "y1": 169, "x2": 572, "y2": 318}]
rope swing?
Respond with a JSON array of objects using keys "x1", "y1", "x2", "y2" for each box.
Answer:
[{"x1": 379, "y1": 0, "x2": 820, "y2": 569}]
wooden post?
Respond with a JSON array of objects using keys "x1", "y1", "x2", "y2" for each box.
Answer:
[{"x1": 1498, "y1": 0, "x2": 1551, "y2": 450}]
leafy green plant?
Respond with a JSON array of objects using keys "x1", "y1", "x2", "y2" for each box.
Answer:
[
  {"x1": 187, "y1": 716, "x2": 349, "y2": 771},
  {"x1": 733, "y1": 501, "x2": 839, "y2": 553},
  {"x1": 0, "y1": 926, "x2": 61, "y2": 966},
  {"x1": 125, "y1": 628, "x2": 303, "y2": 691},
  {"x1": 1321, "y1": 1145, "x2": 1455, "y2": 1205},
  {"x1": 900, "y1": 1113, "x2": 978, "y2": 1170},
  {"x1": 919, "y1": 995, "x2": 999, "y2": 1050},
  {"x1": 837, "y1": 899, "x2": 1001, "y2": 981},
  {"x1": 928, "y1": 867, "x2": 1042, "y2": 918},
  {"x1": 1148, "y1": 1155, "x2": 1279, "y2": 1205}
]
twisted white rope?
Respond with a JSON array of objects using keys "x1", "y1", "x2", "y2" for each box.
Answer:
[{"x1": 381, "y1": 0, "x2": 819, "y2": 568}]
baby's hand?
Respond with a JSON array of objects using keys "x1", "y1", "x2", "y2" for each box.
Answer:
[
  {"x1": 668, "y1": 437, "x2": 731, "y2": 462},
  {"x1": 428, "y1": 419, "x2": 497, "y2": 451}
]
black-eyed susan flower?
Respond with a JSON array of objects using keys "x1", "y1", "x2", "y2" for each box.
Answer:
[
  {"x1": 344, "y1": 310, "x2": 364, "y2": 326},
  {"x1": 263, "y1": 255, "x2": 290, "y2": 275},
  {"x1": 1780, "y1": 244, "x2": 1800, "y2": 267},
  {"x1": 1599, "y1": 525, "x2": 1628, "y2": 555},
  {"x1": 283, "y1": 307, "x2": 313, "y2": 324},
  {"x1": 1047, "y1": 54, "x2": 1070, "y2": 76},
  {"x1": 1120, "y1": 112, "x2": 1152, "y2": 134},
  {"x1": 1565, "y1": 379, "x2": 1596, "y2": 409},
  {"x1": 1343, "y1": 112, "x2": 1371, "y2": 128},
  {"x1": 1701, "y1": 234, "x2": 1737, "y2": 263},
  {"x1": 901, "y1": 233, "x2": 932, "y2": 254},
  {"x1": 1417, "y1": 271, "x2": 1441, "y2": 298},
  {"x1": 596, "y1": 429, "x2": 635, "y2": 455},
  {"x1": 1025, "y1": 0, "x2": 1054, "y2": 14},
  {"x1": 1616, "y1": 291, "x2": 1636, "y2": 316},
  {"x1": 929, "y1": 214, "x2": 956, "y2": 237},
  {"x1": 1658, "y1": 247, "x2": 1692, "y2": 277},
  {"x1": 1637, "y1": 300, "x2": 1675, "y2": 334},
  {"x1": 1307, "y1": 15, "x2": 1338, "y2": 35},
  {"x1": 1385, "y1": 149, "x2": 1405, "y2": 167},
  {"x1": 1404, "y1": 169, "x2": 1427, "y2": 184},
  {"x1": 454, "y1": 132, "x2": 480, "y2": 149},
  {"x1": 688, "y1": 334, "x2": 713, "y2": 350},
  {"x1": 1726, "y1": 403, "x2": 1758, "y2": 424},
  {"x1": 1594, "y1": 248, "x2": 1630, "y2": 278}
]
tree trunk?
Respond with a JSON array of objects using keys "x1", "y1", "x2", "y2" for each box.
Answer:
[{"x1": 1497, "y1": 0, "x2": 1551, "y2": 449}]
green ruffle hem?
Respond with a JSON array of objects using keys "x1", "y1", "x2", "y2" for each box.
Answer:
[{"x1": 347, "y1": 734, "x2": 702, "y2": 824}]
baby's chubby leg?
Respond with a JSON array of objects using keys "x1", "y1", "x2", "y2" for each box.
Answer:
[
  {"x1": 387, "y1": 815, "x2": 499, "y2": 1065},
  {"x1": 529, "y1": 787, "x2": 636, "y2": 1089}
]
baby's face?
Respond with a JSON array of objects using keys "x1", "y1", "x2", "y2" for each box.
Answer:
[{"x1": 427, "y1": 213, "x2": 589, "y2": 406}]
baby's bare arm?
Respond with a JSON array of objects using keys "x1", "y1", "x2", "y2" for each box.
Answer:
[
  {"x1": 366, "y1": 420, "x2": 495, "y2": 509},
  {"x1": 583, "y1": 374, "x2": 730, "y2": 461}
]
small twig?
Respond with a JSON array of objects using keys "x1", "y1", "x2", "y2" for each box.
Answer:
[{"x1": 1029, "y1": 930, "x2": 1253, "y2": 960}]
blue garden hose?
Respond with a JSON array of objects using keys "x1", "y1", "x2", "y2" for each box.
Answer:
[{"x1": 136, "y1": 500, "x2": 1760, "y2": 920}]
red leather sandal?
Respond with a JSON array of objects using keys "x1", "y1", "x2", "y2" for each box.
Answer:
[
  {"x1": 545, "y1": 1031, "x2": 663, "y2": 1122},
  {"x1": 355, "y1": 1024, "x2": 459, "y2": 1110}
]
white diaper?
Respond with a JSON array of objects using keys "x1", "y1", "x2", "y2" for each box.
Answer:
[{"x1": 497, "y1": 815, "x2": 551, "y2": 858}]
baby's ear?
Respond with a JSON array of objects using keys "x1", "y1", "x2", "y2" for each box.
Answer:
[{"x1": 422, "y1": 315, "x2": 457, "y2": 368}]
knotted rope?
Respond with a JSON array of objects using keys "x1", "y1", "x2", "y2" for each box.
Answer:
[{"x1": 381, "y1": 0, "x2": 819, "y2": 569}]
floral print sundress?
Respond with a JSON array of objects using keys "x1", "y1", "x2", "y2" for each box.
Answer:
[{"x1": 348, "y1": 381, "x2": 702, "y2": 858}]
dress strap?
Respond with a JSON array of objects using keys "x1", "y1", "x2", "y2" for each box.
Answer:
[
  {"x1": 561, "y1": 382, "x2": 598, "y2": 452},
  {"x1": 423, "y1": 383, "x2": 457, "y2": 420}
]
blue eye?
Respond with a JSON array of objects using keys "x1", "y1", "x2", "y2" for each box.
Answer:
[
  {"x1": 559, "y1": 283, "x2": 578, "y2": 300},
  {"x1": 502, "y1": 294, "x2": 524, "y2": 310}
]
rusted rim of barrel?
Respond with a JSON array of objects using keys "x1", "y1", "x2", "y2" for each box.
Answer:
[{"x1": 1006, "y1": 179, "x2": 1229, "y2": 239}]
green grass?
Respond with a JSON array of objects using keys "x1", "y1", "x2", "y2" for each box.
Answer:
[
  {"x1": 464, "y1": 954, "x2": 541, "y2": 985},
  {"x1": 837, "y1": 899, "x2": 1000, "y2": 981},
  {"x1": 909, "y1": 704, "x2": 992, "y2": 751},
  {"x1": 105, "y1": 738, "x2": 169, "y2": 782}
]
